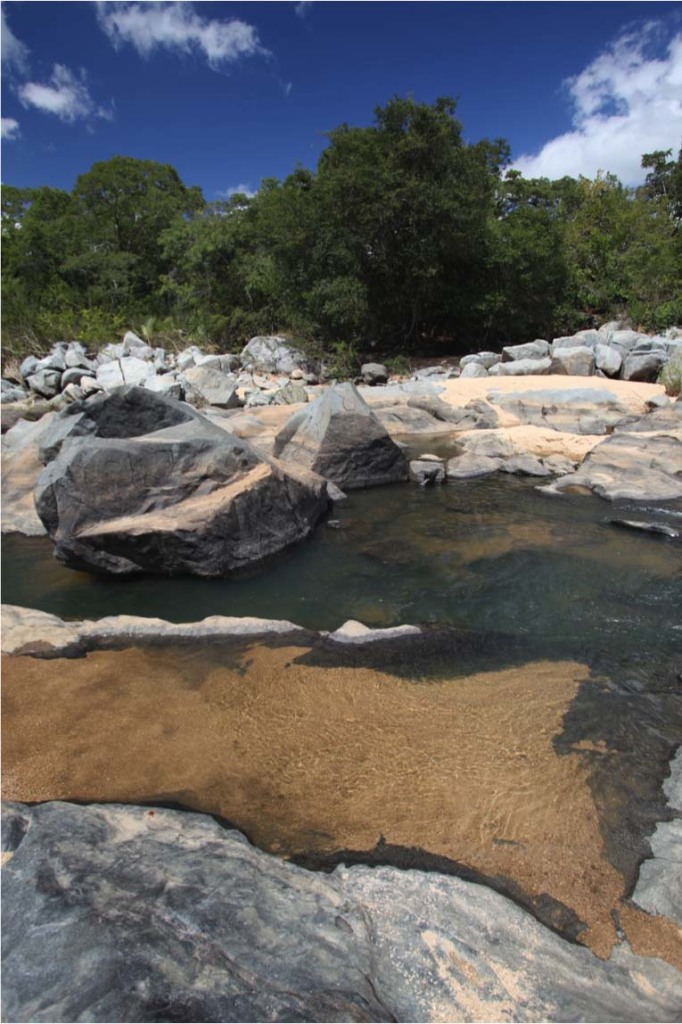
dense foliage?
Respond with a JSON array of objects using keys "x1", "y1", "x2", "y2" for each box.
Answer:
[{"x1": 2, "y1": 97, "x2": 681, "y2": 360}]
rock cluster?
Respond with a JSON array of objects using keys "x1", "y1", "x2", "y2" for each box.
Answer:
[
  {"x1": 2, "y1": 333, "x2": 319, "y2": 412},
  {"x1": 457, "y1": 323, "x2": 682, "y2": 383}
]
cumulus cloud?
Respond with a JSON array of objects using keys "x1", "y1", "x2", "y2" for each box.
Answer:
[
  {"x1": 96, "y1": 2, "x2": 267, "y2": 70},
  {"x1": 1, "y1": 116, "x2": 20, "y2": 140},
  {"x1": 514, "y1": 24, "x2": 682, "y2": 185},
  {"x1": 18, "y1": 64, "x2": 113, "y2": 124},
  {"x1": 1, "y1": 5, "x2": 29, "y2": 74}
]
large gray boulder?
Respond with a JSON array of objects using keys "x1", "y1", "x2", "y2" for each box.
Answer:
[
  {"x1": 622, "y1": 351, "x2": 667, "y2": 382},
  {"x1": 459, "y1": 361, "x2": 488, "y2": 378},
  {"x1": 3, "y1": 800, "x2": 679, "y2": 1024},
  {"x1": 96, "y1": 356, "x2": 155, "y2": 390},
  {"x1": 181, "y1": 365, "x2": 242, "y2": 409},
  {"x1": 273, "y1": 383, "x2": 407, "y2": 489},
  {"x1": 550, "y1": 346, "x2": 596, "y2": 376},
  {"x1": 595, "y1": 344, "x2": 623, "y2": 378},
  {"x1": 35, "y1": 416, "x2": 331, "y2": 576},
  {"x1": 241, "y1": 335, "x2": 311, "y2": 375},
  {"x1": 37, "y1": 385, "x2": 202, "y2": 465},
  {"x1": 502, "y1": 339, "x2": 550, "y2": 362}
]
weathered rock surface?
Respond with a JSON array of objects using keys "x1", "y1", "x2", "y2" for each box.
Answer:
[
  {"x1": 274, "y1": 383, "x2": 407, "y2": 489},
  {"x1": 2, "y1": 800, "x2": 680, "y2": 1024},
  {"x1": 35, "y1": 402, "x2": 331, "y2": 575},
  {"x1": 544, "y1": 432, "x2": 682, "y2": 501}
]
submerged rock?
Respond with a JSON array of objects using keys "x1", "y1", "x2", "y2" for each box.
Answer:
[
  {"x1": 2, "y1": 800, "x2": 679, "y2": 1024},
  {"x1": 274, "y1": 383, "x2": 407, "y2": 489}
]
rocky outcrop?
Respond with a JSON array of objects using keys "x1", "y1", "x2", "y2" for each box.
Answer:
[
  {"x1": 35, "y1": 406, "x2": 331, "y2": 576},
  {"x1": 273, "y1": 383, "x2": 407, "y2": 489},
  {"x1": 487, "y1": 386, "x2": 631, "y2": 434},
  {"x1": 2, "y1": 799, "x2": 680, "y2": 1024}
]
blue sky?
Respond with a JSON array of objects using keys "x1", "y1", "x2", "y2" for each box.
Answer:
[{"x1": 2, "y1": 1, "x2": 681, "y2": 199}]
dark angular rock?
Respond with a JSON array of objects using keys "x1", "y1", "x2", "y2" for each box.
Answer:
[
  {"x1": 273, "y1": 383, "x2": 407, "y2": 489},
  {"x1": 622, "y1": 352, "x2": 667, "y2": 382},
  {"x1": 35, "y1": 417, "x2": 331, "y2": 576},
  {"x1": 37, "y1": 385, "x2": 202, "y2": 465}
]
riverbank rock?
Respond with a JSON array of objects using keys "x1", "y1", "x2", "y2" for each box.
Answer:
[
  {"x1": 180, "y1": 365, "x2": 242, "y2": 409},
  {"x1": 361, "y1": 362, "x2": 389, "y2": 385},
  {"x1": 35, "y1": 408, "x2": 331, "y2": 575},
  {"x1": 2, "y1": 799, "x2": 679, "y2": 1024},
  {"x1": 274, "y1": 383, "x2": 407, "y2": 489},
  {"x1": 542, "y1": 432, "x2": 682, "y2": 501}
]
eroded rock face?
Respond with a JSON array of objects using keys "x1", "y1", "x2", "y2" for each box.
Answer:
[
  {"x1": 274, "y1": 383, "x2": 407, "y2": 489},
  {"x1": 35, "y1": 413, "x2": 331, "y2": 576},
  {"x1": 2, "y1": 800, "x2": 680, "y2": 1024}
]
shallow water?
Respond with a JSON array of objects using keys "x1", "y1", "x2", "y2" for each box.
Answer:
[
  {"x1": 3, "y1": 476, "x2": 682, "y2": 962},
  {"x1": 4, "y1": 477, "x2": 681, "y2": 662}
]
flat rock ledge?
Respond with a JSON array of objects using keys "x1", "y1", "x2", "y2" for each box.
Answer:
[
  {"x1": 2, "y1": 799, "x2": 680, "y2": 1024},
  {"x1": 0, "y1": 604, "x2": 423, "y2": 657}
]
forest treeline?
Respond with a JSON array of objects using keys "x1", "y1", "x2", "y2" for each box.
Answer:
[{"x1": 2, "y1": 97, "x2": 681, "y2": 363}]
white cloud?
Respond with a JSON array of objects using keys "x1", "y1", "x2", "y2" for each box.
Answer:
[
  {"x1": 221, "y1": 183, "x2": 257, "y2": 199},
  {"x1": 294, "y1": 2, "x2": 314, "y2": 18},
  {"x1": 1, "y1": 116, "x2": 20, "y2": 140},
  {"x1": 1, "y1": 5, "x2": 29, "y2": 74},
  {"x1": 514, "y1": 24, "x2": 682, "y2": 185},
  {"x1": 18, "y1": 64, "x2": 113, "y2": 124},
  {"x1": 96, "y1": 2, "x2": 267, "y2": 70}
]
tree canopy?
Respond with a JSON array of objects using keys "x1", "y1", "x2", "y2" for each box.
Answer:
[{"x1": 2, "y1": 104, "x2": 680, "y2": 359}]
